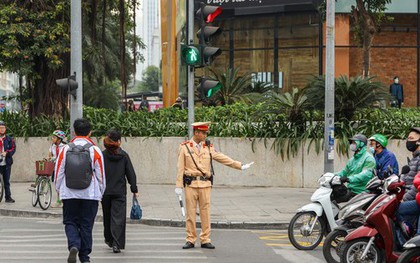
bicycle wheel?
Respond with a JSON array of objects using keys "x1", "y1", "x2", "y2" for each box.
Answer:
[
  {"x1": 31, "y1": 177, "x2": 40, "y2": 207},
  {"x1": 37, "y1": 177, "x2": 52, "y2": 210},
  {"x1": 0, "y1": 172, "x2": 3, "y2": 202}
]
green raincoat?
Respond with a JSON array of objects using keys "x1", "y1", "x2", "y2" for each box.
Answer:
[{"x1": 336, "y1": 146, "x2": 376, "y2": 194}]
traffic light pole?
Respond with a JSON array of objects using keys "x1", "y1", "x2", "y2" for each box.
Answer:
[
  {"x1": 324, "y1": 0, "x2": 335, "y2": 173},
  {"x1": 187, "y1": 0, "x2": 195, "y2": 138},
  {"x1": 70, "y1": 0, "x2": 83, "y2": 138}
]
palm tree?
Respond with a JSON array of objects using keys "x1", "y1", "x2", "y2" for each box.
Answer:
[
  {"x1": 305, "y1": 75, "x2": 389, "y2": 121},
  {"x1": 206, "y1": 67, "x2": 263, "y2": 105}
]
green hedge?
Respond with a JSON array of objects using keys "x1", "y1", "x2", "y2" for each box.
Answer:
[
  {"x1": 1, "y1": 104, "x2": 419, "y2": 158},
  {"x1": 2, "y1": 104, "x2": 418, "y2": 138}
]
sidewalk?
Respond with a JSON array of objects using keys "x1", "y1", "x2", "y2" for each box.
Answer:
[{"x1": 0, "y1": 183, "x2": 314, "y2": 229}]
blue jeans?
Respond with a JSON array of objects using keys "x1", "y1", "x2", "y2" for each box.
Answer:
[
  {"x1": 63, "y1": 199, "x2": 99, "y2": 262},
  {"x1": 397, "y1": 200, "x2": 420, "y2": 235}
]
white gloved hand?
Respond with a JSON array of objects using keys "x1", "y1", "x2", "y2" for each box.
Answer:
[
  {"x1": 175, "y1": 188, "x2": 183, "y2": 196},
  {"x1": 241, "y1": 162, "x2": 254, "y2": 170}
]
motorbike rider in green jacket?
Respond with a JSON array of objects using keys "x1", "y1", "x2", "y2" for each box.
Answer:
[{"x1": 336, "y1": 134, "x2": 376, "y2": 200}]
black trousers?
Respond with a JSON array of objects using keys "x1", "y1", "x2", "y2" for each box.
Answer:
[
  {"x1": 0, "y1": 165, "x2": 12, "y2": 200},
  {"x1": 102, "y1": 194, "x2": 127, "y2": 249}
]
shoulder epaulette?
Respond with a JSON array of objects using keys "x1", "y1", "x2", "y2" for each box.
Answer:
[{"x1": 181, "y1": 141, "x2": 189, "y2": 145}]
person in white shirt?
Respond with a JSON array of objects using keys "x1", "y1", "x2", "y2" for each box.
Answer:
[
  {"x1": 48, "y1": 130, "x2": 66, "y2": 208},
  {"x1": 54, "y1": 119, "x2": 106, "y2": 263}
]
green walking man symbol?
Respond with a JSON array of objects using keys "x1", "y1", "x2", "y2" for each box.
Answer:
[{"x1": 188, "y1": 49, "x2": 198, "y2": 63}]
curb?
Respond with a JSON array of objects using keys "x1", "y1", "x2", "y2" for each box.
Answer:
[{"x1": 0, "y1": 208, "x2": 289, "y2": 230}]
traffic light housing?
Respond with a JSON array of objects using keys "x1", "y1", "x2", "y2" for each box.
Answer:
[
  {"x1": 197, "y1": 78, "x2": 222, "y2": 99},
  {"x1": 196, "y1": 4, "x2": 222, "y2": 66},
  {"x1": 181, "y1": 44, "x2": 201, "y2": 66},
  {"x1": 56, "y1": 74, "x2": 78, "y2": 98}
]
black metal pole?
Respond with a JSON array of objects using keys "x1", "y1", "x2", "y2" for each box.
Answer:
[
  {"x1": 319, "y1": 10, "x2": 323, "y2": 76},
  {"x1": 274, "y1": 15, "x2": 279, "y2": 89},
  {"x1": 417, "y1": 0, "x2": 420, "y2": 106},
  {"x1": 229, "y1": 19, "x2": 234, "y2": 69}
]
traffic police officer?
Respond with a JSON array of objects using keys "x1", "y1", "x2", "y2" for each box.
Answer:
[{"x1": 175, "y1": 122, "x2": 254, "y2": 249}]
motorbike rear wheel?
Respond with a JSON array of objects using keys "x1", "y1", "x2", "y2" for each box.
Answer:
[
  {"x1": 288, "y1": 211, "x2": 325, "y2": 250},
  {"x1": 323, "y1": 229, "x2": 347, "y2": 263},
  {"x1": 341, "y1": 238, "x2": 382, "y2": 263},
  {"x1": 397, "y1": 248, "x2": 420, "y2": 263}
]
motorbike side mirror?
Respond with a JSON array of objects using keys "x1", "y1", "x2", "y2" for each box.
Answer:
[{"x1": 401, "y1": 165, "x2": 410, "y2": 175}]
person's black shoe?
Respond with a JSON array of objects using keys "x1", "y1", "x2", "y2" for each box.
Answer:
[
  {"x1": 112, "y1": 245, "x2": 121, "y2": 253},
  {"x1": 201, "y1": 243, "x2": 215, "y2": 249},
  {"x1": 67, "y1": 247, "x2": 78, "y2": 263},
  {"x1": 5, "y1": 198, "x2": 15, "y2": 203},
  {"x1": 182, "y1": 241, "x2": 195, "y2": 249},
  {"x1": 105, "y1": 240, "x2": 112, "y2": 248}
]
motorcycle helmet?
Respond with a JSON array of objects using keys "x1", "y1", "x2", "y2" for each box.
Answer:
[
  {"x1": 349, "y1": 134, "x2": 368, "y2": 146},
  {"x1": 369, "y1": 134, "x2": 388, "y2": 148}
]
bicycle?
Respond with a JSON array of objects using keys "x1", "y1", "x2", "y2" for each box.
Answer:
[{"x1": 29, "y1": 160, "x2": 54, "y2": 210}]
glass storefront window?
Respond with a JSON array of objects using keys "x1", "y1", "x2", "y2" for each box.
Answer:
[
  {"x1": 234, "y1": 49, "x2": 275, "y2": 77},
  {"x1": 279, "y1": 13, "x2": 320, "y2": 48},
  {"x1": 278, "y1": 48, "x2": 319, "y2": 91}
]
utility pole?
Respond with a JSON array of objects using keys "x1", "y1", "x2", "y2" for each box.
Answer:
[
  {"x1": 70, "y1": 0, "x2": 83, "y2": 137},
  {"x1": 187, "y1": 0, "x2": 195, "y2": 138},
  {"x1": 324, "y1": 0, "x2": 335, "y2": 173}
]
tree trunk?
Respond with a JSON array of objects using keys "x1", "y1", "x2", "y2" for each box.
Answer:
[
  {"x1": 355, "y1": 0, "x2": 377, "y2": 78},
  {"x1": 31, "y1": 56, "x2": 68, "y2": 118},
  {"x1": 119, "y1": 0, "x2": 127, "y2": 110},
  {"x1": 132, "y1": 0, "x2": 137, "y2": 81}
]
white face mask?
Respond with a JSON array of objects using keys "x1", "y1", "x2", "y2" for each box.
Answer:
[
  {"x1": 350, "y1": 144, "x2": 358, "y2": 152},
  {"x1": 394, "y1": 78, "x2": 399, "y2": 84}
]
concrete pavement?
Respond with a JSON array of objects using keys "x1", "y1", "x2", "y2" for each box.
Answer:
[{"x1": 0, "y1": 182, "x2": 315, "y2": 229}]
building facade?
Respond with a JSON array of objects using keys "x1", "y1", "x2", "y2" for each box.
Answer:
[
  {"x1": 161, "y1": 0, "x2": 420, "y2": 107},
  {"x1": 136, "y1": 0, "x2": 162, "y2": 82}
]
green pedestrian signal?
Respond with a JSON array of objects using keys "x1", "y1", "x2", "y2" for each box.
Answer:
[
  {"x1": 181, "y1": 45, "x2": 201, "y2": 66},
  {"x1": 198, "y1": 78, "x2": 222, "y2": 98}
]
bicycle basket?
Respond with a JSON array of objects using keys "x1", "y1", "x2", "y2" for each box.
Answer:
[{"x1": 35, "y1": 160, "x2": 55, "y2": 176}]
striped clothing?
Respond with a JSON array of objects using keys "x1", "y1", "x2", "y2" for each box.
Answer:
[{"x1": 54, "y1": 136, "x2": 106, "y2": 201}]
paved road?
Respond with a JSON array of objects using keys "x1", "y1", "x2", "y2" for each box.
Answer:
[{"x1": 0, "y1": 216, "x2": 324, "y2": 263}]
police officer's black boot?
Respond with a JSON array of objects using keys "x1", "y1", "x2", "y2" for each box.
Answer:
[
  {"x1": 182, "y1": 241, "x2": 195, "y2": 249},
  {"x1": 201, "y1": 243, "x2": 215, "y2": 249}
]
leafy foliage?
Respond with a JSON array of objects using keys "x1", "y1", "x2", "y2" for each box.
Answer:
[
  {"x1": 1, "y1": 105, "x2": 419, "y2": 160},
  {"x1": 135, "y1": 65, "x2": 161, "y2": 92},
  {"x1": 205, "y1": 67, "x2": 266, "y2": 106},
  {"x1": 305, "y1": 75, "x2": 389, "y2": 121}
]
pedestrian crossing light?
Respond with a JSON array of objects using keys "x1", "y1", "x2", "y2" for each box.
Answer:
[
  {"x1": 56, "y1": 74, "x2": 78, "y2": 99},
  {"x1": 198, "y1": 78, "x2": 222, "y2": 98},
  {"x1": 181, "y1": 44, "x2": 201, "y2": 66}
]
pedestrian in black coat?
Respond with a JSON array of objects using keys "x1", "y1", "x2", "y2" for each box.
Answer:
[{"x1": 102, "y1": 128, "x2": 139, "y2": 253}]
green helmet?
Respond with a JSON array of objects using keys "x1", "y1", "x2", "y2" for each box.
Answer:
[{"x1": 369, "y1": 134, "x2": 388, "y2": 148}]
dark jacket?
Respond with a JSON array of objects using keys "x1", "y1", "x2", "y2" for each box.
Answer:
[
  {"x1": 2, "y1": 135, "x2": 16, "y2": 166},
  {"x1": 102, "y1": 148, "x2": 138, "y2": 196},
  {"x1": 374, "y1": 148, "x2": 399, "y2": 179},
  {"x1": 390, "y1": 83, "x2": 404, "y2": 101},
  {"x1": 403, "y1": 150, "x2": 420, "y2": 201}
]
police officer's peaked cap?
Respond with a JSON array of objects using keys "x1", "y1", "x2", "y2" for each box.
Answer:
[
  {"x1": 0, "y1": 121, "x2": 6, "y2": 127},
  {"x1": 192, "y1": 121, "x2": 211, "y2": 131}
]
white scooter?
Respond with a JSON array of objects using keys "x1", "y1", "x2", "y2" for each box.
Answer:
[{"x1": 288, "y1": 172, "x2": 342, "y2": 250}]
